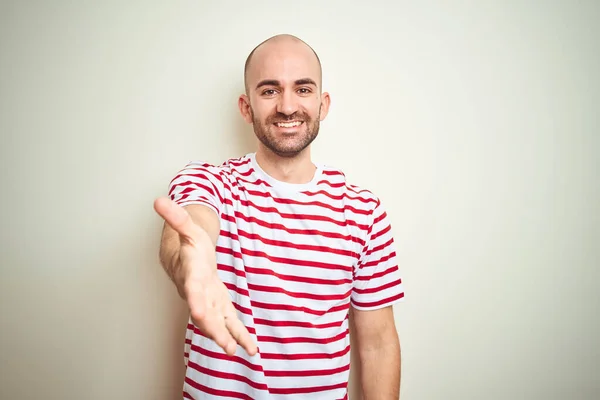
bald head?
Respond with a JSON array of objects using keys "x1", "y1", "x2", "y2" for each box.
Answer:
[{"x1": 244, "y1": 34, "x2": 322, "y2": 94}]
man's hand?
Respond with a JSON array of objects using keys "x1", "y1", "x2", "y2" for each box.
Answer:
[{"x1": 154, "y1": 197, "x2": 258, "y2": 357}]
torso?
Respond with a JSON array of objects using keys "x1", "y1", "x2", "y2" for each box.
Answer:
[{"x1": 170, "y1": 153, "x2": 401, "y2": 400}]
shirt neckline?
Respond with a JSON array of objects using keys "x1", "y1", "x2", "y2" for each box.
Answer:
[{"x1": 248, "y1": 152, "x2": 323, "y2": 192}]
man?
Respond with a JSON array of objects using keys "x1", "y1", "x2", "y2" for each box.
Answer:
[{"x1": 154, "y1": 34, "x2": 404, "y2": 399}]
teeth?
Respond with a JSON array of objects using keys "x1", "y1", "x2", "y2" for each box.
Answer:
[{"x1": 276, "y1": 121, "x2": 302, "y2": 128}]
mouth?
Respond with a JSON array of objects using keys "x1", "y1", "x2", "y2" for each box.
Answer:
[{"x1": 274, "y1": 121, "x2": 304, "y2": 129}]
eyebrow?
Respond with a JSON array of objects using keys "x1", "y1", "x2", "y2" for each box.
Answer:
[
  {"x1": 255, "y1": 78, "x2": 318, "y2": 90},
  {"x1": 295, "y1": 78, "x2": 317, "y2": 87}
]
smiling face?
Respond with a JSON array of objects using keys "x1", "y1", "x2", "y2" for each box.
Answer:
[{"x1": 239, "y1": 36, "x2": 330, "y2": 158}]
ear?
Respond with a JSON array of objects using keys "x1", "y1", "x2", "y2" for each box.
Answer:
[
  {"x1": 318, "y1": 92, "x2": 331, "y2": 121},
  {"x1": 238, "y1": 94, "x2": 253, "y2": 124}
]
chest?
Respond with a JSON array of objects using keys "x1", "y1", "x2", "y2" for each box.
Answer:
[{"x1": 216, "y1": 188, "x2": 366, "y2": 311}]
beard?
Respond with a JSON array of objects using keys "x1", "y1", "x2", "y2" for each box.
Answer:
[{"x1": 251, "y1": 108, "x2": 321, "y2": 158}]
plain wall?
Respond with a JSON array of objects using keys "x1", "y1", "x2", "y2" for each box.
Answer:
[{"x1": 1, "y1": 1, "x2": 598, "y2": 399}]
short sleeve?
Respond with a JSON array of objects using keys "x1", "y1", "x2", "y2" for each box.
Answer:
[
  {"x1": 167, "y1": 161, "x2": 226, "y2": 217},
  {"x1": 351, "y1": 199, "x2": 405, "y2": 310}
]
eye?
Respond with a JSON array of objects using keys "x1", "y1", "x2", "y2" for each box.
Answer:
[
  {"x1": 262, "y1": 89, "x2": 278, "y2": 96},
  {"x1": 297, "y1": 87, "x2": 312, "y2": 95}
]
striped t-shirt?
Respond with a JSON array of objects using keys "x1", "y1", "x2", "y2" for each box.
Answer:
[{"x1": 168, "y1": 153, "x2": 404, "y2": 400}]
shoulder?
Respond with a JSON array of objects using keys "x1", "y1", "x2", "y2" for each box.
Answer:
[
  {"x1": 175, "y1": 154, "x2": 252, "y2": 179},
  {"x1": 318, "y1": 162, "x2": 382, "y2": 212}
]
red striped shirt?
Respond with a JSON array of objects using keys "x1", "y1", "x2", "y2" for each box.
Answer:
[{"x1": 169, "y1": 153, "x2": 404, "y2": 399}]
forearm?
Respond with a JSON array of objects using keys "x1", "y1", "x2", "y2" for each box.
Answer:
[{"x1": 359, "y1": 335, "x2": 401, "y2": 399}]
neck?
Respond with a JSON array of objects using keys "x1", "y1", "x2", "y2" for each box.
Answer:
[{"x1": 255, "y1": 146, "x2": 316, "y2": 184}]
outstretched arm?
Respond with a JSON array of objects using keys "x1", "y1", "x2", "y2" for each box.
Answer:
[{"x1": 154, "y1": 197, "x2": 257, "y2": 356}]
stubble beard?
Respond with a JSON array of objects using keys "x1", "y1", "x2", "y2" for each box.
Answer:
[{"x1": 251, "y1": 107, "x2": 321, "y2": 158}]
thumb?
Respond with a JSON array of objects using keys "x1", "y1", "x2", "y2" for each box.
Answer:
[{"x1": 154, "y1": 197, "x2": 201, "y2": 244}]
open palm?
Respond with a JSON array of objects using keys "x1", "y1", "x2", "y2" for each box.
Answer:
[{"x1": 154, "y1": 197, "x2": 257, "y2": 357}]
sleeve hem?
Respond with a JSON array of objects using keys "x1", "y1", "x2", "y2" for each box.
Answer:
[
  {"x1": 177, "y1": 200, "x2": 220, "y2": 217},
  {"x1": 350, "y1": 292, "x2": 405, "y2": 311}
]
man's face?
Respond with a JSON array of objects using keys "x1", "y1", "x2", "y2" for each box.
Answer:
[{"x1": 241, "y1": 42, "x2": 330, "y2": 157}]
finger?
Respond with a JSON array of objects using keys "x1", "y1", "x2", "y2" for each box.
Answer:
[
  {"x1": 205, "y1": 313, "x2": 237, "y2": 356},
  {"x1": 226, "y1": 314, "x2": 258, "y2": 356},
  {"x1": 154, "y1": 197, "x2": 200, "y2": 243}
]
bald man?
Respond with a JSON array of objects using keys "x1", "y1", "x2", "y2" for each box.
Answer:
[{"x1": 154, "y1": 34, "x2": 404, "y2": 399}]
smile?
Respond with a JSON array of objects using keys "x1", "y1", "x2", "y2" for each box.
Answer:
[{"x1": 275, "y1": 121, "x2": 303, "y2": 128}]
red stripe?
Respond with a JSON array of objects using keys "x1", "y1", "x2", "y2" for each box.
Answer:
[
  {"x1": 228, "y1": 158, "x2": 252, "y2": 167},
  {"x1": 258, "y1": 329, "x2": 348, "y2": 344},
  {"x1": 247, "y1": 282, "x2": 351, "y2": 302},
  {"x1": 234, "y1": 168, "x2": 253, "y2": 177},
  {"x1": 172, "y1": 160, "x2": 378, "y2": 212},
  {"x1": 217, "y1": 263, "x2": 248, "y2": 279},
  {"x1": 244, "y1": 265, "x2": 352, "y2": 286},
  {"x1": 236, "y1": 176, "x2": 272, "y2": 187},
  {"x1": 353, "y1": 278, "x2": 402, "y2": 295},
  {"x1": 264, "y1": 363, "x2": 350, "y2": 377},
  {"x1": 190, "y1": 344, "x2": 264, "y2": 372},
  {"x1": 361, "y1": 251, "x2": 396, "y2": 269},
  {"x1": 183, "y1": 390, "x2": 193, "y2": 399},
  {"x1": 347, "y1": 184, "x2": 374, "y2": 197},
  {"x1": 351, "y1": 291, "x2": 405, "y2": 308},
  {"x1": 169, "y1": 173, "x2": 225, "y2": 202},
  {"x1": 169, "y1": 179, "x2": 215, "y2": 197},
  {"x1": 241, "y1": 247, "x2": 353, "y2": 273},
  {"x1": 234, "y1": 179, "x2": 377, "y2": 207},
  {"x1": 371, "y1": 224, "x2": 391, "y2": 241},
  {"x1": 217, "y1": 244, "x2": 352, "y2": 273},
  {"x1": 223, "y1": 213, "x2": 365, "y2": 246},
  {"x1": 186, "y1": 327, "x2": 351, "y2": 360},
  {"x1": 177, "y1": 169, "x2": 226, "y2": 184},
  {"x1": 373, "y1": 210, "x2": 387, "y2": 224},
  {"x1": 229, "y1": 196, "x2": 368, "y2": 230},
  {"x1": 169, "y1": 165, "x2": 224, "y2": 185},
  {"x1": 253, "y1": 317, "x2": 343, "y2": 329},
  {"x1": 302, "y1": 188, "x2": 378, "y2": 204},
  {"x1": 220, "y1": 229, "x2": 361, "y2": 259},
  {"x1": 317, "y1": 179, "x2": 346, "y2": 189},
  {"x1": 316, "y1": 180, "x2": 346, "y2": 188},
  {"x1": 222, "y1": 281, "x2": 250, "y2": 297},
  {"x1": 355, "y1": 265, "x2": 399, "y2": 281},
  {"x1": 250, "y1": 300, "x2": 350, "y2": 316},
  {"x1": 242, "y1": 189, "x2": 371, "y2": 216},
  {"x1": 269, "y1": 381, "x2": 348, "y2": 395},
  {"x1": 187, "y1": 361, "x2": 269, "y2": 391},
  {"x1": 322, "y1": 169, "x2": 345, "y2": 177},
  {"x1": 366, "y1": 237, "x2": 394, "y2": 256},
  {"x1": 231, "y1": 302, "x2": 254, "y2": 324},
  {"x1": 236, "y1": 184, "x2": 376, "y2": 211},
  {"x1": 216, "y1": 244, "x2": 244, "y2": 261},
  {"x1": 260, "y1": 344, "x2": 351, "y2": 360},
  {"x1": 184, "y1": 376, "x2": 256, "y2": 400}
]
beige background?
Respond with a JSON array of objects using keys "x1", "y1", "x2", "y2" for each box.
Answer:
[{"x1": 1, "y1": 1, "x2": 598, "y2": 399}]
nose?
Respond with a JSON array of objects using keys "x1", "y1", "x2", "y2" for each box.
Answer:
[{"x1": 276, "y1": 90, "x2": 299, "y2": 116}]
